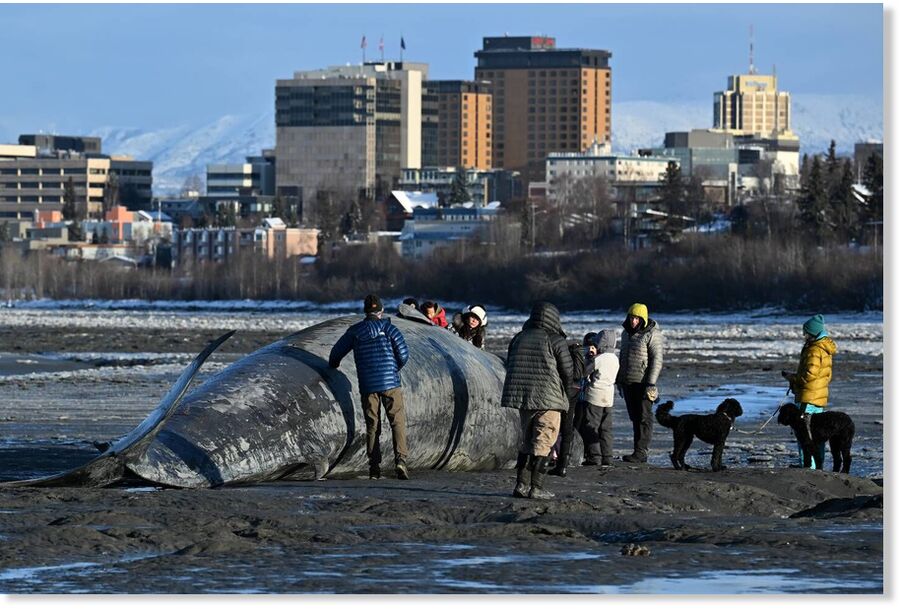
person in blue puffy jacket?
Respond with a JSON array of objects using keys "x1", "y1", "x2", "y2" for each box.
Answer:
[{"x1": 329, "y1": 294, "x2": 411, "y2": 480}]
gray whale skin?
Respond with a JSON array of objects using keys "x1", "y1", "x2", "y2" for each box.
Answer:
[{"x1": 9, "y1": 310, "x2": 520, "y2": 488}]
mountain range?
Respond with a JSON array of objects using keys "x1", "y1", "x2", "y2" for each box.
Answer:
[{"x1": 80, "y1": 94, "x2": 884, "y2": 195}]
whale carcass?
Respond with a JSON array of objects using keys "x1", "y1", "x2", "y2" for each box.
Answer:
[{"x1": 10, "y1": 308, "x2": 522, "y2": 488}]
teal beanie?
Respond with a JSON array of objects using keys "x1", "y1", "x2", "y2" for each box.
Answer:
[{"x1": 803, "y1": 314, "x2": 826, "y2": 338}]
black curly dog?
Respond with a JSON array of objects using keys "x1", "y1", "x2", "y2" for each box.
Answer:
[
  {"x1": 777, "y1": 403, "x2": 854, "y2": 473},
  {"x1": 655, "y1": 398, "x2": 743, "y2": 472}
]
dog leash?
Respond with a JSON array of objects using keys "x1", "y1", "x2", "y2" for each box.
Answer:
[{"x1": 734, "y1": 387, "x2": 792, "y2": 436}]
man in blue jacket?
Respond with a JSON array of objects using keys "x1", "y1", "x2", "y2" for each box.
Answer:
[{"x1": 330, "y1": 294, "x2": 411, "y2": 480}]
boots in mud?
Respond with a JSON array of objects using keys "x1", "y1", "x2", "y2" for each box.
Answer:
[
  {"x1": 512, "y1": 453, "x2": 532, "y2": 498},
  {"x1": 528, "y1": 456, "x2": 555, "y2": 500},
  {"x1": 549, "y1": 454, "x2": 569, "y2": 477}
]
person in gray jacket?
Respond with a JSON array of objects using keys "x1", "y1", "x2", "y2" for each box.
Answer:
[
  {"x1": 615, "y1": 302, "x2": 664, "y2": 463},
  {"x1": 578, "y1": 329, "x2": 620, "y2": 466},
  {"x1": 501, "y1": 301, "x2": 574, "y2": 499}
]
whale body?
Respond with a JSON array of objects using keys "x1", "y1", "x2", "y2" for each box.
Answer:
[{"x1": 10, "y1": 309, "x2": 521, "y2": 488}]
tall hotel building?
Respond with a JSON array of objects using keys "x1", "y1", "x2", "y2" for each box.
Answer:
[
  {"x1": 428, "y1": 80, "x2": 492, "y2": 170},
  {"x1": 713, "y1": 73, "x2": 793, "y2": 138},
  {"x1": 474, "y1": 36, "x2": 612, "y2": 183},
  {"x1": 275, "y1": 61, "x2": 427, "y2": 223}
]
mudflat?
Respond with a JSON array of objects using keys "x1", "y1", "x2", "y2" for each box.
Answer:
[{"x1": 0, "y1": 311, "x2": 884, "y2": 593}]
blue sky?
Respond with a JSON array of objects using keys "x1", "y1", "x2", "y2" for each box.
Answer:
[{"x1": 0, "y1": 2, "x2": 884, "y2": 136}]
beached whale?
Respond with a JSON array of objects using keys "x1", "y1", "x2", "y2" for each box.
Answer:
[{"x1": 6, "y1": 306, "x2": 521, "y2": 488}]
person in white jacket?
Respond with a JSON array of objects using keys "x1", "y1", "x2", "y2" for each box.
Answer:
[{"x1": 577, "y1": 329, "x2": 620, "y2": 466}]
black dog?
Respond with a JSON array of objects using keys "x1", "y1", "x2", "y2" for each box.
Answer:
[
  {"x1": 656, "y1": 399, "x2": 743, "y2": 472},
  {"x1": 777, "y1": 403, "x2": 855, "y2": 473}
]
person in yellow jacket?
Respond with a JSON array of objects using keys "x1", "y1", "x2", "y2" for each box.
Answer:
[{"x1": 781, "y1": 314, "x2": 838, "y2": 468}]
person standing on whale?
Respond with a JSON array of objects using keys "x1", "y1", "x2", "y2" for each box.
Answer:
[{"x1": 330, "y1": 294, "x2": 411, "y2": 480}]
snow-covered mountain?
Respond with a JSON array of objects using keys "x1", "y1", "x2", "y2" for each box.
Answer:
[{"x1": 90, "y1": 94, "x2": 881, "y2": 195}]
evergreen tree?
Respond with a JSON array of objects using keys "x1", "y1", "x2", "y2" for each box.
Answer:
[
  {"x1": 62, "y1": 177, "x2": 78, "y2": 221},
  {"x1": 825, "y1": 139, "x2": 840, "y2": 188},
  {"x1": 659, "y1": 161, "x2": 687, "y2": 217},
  {"x1": 799, "y1": 153, "x2": 810, "y2": 186},
  {"x1": 103, "y1": 173, "x2": 120, "y2": 217},
  {"x1": 829, "y1": 159, "x2": 858, "y2": 242},
  {"x1": 797, "y1": 155, "x2": 831, "y2": 243},
  {"x1": 861, "y1": 153, "x2": 883, "y2": 224},
  {"x1": 449, "y1": 168, "x2": 470, "y2": 204},
  {"x1": 68, "y1": 218, "x2": 84, "y2": 242},
  {"x1": 272, "y1": 196, "x2": 287, "y2": 220}
]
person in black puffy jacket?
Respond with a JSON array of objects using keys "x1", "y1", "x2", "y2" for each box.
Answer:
[
  {"x1": 501, "y1": 301, "x2": 573, "y2": 500},
  {"x1": 329, "y1": 294, "x2": 411, "y2": 480}
]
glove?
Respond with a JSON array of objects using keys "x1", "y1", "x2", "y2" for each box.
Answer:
[{"x1": 645, "y1": 385, "x2": 659, "y2": 402}]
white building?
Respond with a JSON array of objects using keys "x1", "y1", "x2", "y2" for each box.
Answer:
[{"x1": 545, "y1": 140, "x2": 675, "y2": 202}]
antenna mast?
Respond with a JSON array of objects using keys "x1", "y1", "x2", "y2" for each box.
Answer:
[{"x1": 749, "y1": 24, "x2": 756, "y2": 75}]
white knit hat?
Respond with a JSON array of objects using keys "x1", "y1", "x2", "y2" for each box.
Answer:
[{"x1": 467, "y1": 305, "x2": 487, "y2": 325}]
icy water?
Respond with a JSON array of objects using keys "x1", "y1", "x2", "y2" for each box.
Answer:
[{"x1": 0, "y1": 538, "x2": 882, "y2": 594}]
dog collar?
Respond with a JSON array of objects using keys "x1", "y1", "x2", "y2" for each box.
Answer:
[{"x1": 721, "y1": 411, "x2": 735, "y2": 430}]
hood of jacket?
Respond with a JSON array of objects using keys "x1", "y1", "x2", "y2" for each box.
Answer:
[
  {"x1": 810, "y1": 336, "x2": 838, "y2": 356},
  {"x1": 523, "y1": 301, "x2": 565, "y2": 337},
  {"x1": 623, "y1": 317, "x2": 656, "y2": 335},
  {"x1": 595, "y1": 329, "x2": 617, "y2": 354}
]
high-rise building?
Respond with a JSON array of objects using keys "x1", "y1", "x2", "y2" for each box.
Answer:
[
  {"x1": 713, "y1": 73, "x2": 793, "y2": 138},
  {"x1": 474, "y1": 36, "x2": 612, "y2": 184},
  {"x1": 429, "y1": 80, "x2": 492, "y2": 170},
  {"x1": 275, "y1": 61, "x2": 427, "y2": 223}
]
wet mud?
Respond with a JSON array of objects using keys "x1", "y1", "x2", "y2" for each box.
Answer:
[{"x1": 0, "y1": 316, "x2": 884, "y2": 593}]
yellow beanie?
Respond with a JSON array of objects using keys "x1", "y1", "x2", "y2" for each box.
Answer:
[{"x1": 627, "y1": 303, "x2": 649, "y2": 326}]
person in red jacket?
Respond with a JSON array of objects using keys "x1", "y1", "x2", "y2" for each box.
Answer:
[{"x1": 422, "y1": 301, "x2": 449, "y2": 329}]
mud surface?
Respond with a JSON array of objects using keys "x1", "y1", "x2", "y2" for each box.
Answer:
[{"x1": 0, "y1": 311, "x2": 884, "y2": 594}]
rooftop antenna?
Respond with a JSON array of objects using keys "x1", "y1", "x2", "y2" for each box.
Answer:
[{"x1": 749, "y1": 24, "x2": 756, "y2": 75}]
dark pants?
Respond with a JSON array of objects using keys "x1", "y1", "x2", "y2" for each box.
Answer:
[
  {"x1": 624, "y1": 383, "x2": 653, "y2": 459},
  {"x1": 362, "y1": 387, "x2": 407, "y2": 466},
  {"x1": 555, "y1": 398, "x2": 579, "y2": 462},
  {"x1": 577, "y1": 401, "x2": 613, "y2": 462}
]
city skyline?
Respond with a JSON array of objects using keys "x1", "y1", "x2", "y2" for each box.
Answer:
[{"x1": 0, "y1": 2, "x2": 883, "y2": 140}]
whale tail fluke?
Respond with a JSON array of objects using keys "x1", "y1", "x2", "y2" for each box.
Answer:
[{"x1": 1, "y1": 330, "x2": 236, "y2": 488}]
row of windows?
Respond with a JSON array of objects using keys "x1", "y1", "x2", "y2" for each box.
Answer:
[{"x1": 0, "y1": 167, "x2": 89, "y2": 176}]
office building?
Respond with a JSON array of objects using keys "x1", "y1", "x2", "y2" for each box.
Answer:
[
  {"x1": 207, "y1": 150, "x2": 276, "y2": 197},
  {"x1": 0, "y1": 137, "x2": 152, "y2": 219},
  {"x1": 713, "y1": 73, "x2": 793, "y2": 138},
  {"x1": 275, "y1": 61, "x2": 428, "y2": 223}
]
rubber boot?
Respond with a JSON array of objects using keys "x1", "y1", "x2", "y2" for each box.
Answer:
[
  {"x1": 528, "y1": 456, "x2": 555, "y2": 500},
  {"x1": 549, "y1": 454, "x2": 569, "y2": 477},
  {"x1": 512, "y1": 453, "x2": 531, "y2": 498}
]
